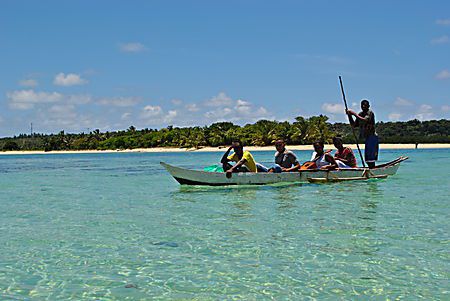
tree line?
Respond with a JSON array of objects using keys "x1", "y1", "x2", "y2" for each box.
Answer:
[{"x1": 1, "y1": 116, "x2": 449, "y2": 151}]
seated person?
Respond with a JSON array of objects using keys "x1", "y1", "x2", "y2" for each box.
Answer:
[
  {"x1": 221, "y1": 140, "x2": 258, "y2": 177},
  {"x1": 332, "y1": 136, "x2": 357, "y2": 168},
  {"x1": 268, "y1": 139, "x2": 301, "y2": 173},
  {"x1": 310, "y1": 141, "x2": 338, "y2": 170}
]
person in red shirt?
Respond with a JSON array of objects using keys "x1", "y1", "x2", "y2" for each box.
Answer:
[{"x1": 333, "y1": 136, "x2": 357, "y2": 168}]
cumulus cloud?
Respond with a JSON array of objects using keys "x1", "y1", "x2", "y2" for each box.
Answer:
[
  {"x1": 205, "y1": 92, "x2": 233, "y2": 107},
  {"x1": 321, "y1": 103, "x2": 345, "y2": 114},
  {"x1": 7, "y1": 90, "x2": 63, "y2": 110},
  {"x1": 97, "y1": 97, "x2": 140, "y2": 107},
  {"x1": 54, "y1": 73, "x2": 87, "y2": 86},
  {"x1": 185, "y1": 103, "x2": 200, "y2": 112},
  {"x1": 171, "y1": 99, "x2": 183, "y2": 105},
  {"x1": 38, "y1": 107, "x2": 95, "y2": 131},
  {"x1": 431, "y1": 35, "x2": 449, "y2": 44},
  {"x1": 394, "y1": 97, "x2": 414, "y2": 106},
  {"x1": 204, "y1": 97, "x2": 270, "y2": 123},
  {"x1": 119, "y1": 42, "x2": 147, "y2": 53},
  {"x1": 436, "y1": 19, "x2": 450, "y2": 26},
  {"x1": 388, "y1": 113, "x2": 402, "y2": 120},
  {"x1": 141, "y1": 105, "x2": 163, "y2": 118},
  {"x1": 66, "y1": 94, "x2": 92, "y2": 104},
  {"x1": 121, "y1": 112, "x2": 132, "y2": 120},
  {"x1": 140, "y1": 105, "x2": 178, "y2": 124},
  {"x1": 19, "y1": 79, "x2": 38, "y2": 87},
  {"x1": 165, "y1": 110, "x2": 177, "y2": 122},
  {"x1": 73, "y1": 91, "x2": 272, "y2": 128},
  {"x1": 415, "y1": 104, "x2": 434, "y2": 120},
  {"x1": 388, "y1": 96, "x2": 446, "y2": 121},
  {"x1": 20, "y1": 98, "x2": 103, "y2": 133},
  {"x1": 435, "y1": 69, "x2": 450, "y2": 80},
  {"x1": 47, "y1": 104, "x2": 77, "y2": 121}
]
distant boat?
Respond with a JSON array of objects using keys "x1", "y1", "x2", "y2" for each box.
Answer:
[{"x1": 161, "y1": 156, "x2": 408, "y2": 186}]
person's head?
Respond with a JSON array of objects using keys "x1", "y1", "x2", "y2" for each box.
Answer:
[
  {"x1": 361, "y1": 99, "x2": 370, "y2": 112},
  {"x1": 313, "y1": 140, "x2": 324, "y2": 154},
  {"x1": 231, "y1": 140, "x2": 243, "y2": 154},
  {"x1": 275, "y1": 139, "x2": 285, "y2": 152},
  {"x1": 332, "y1": 136, "x2": 343, "y2": 150}
]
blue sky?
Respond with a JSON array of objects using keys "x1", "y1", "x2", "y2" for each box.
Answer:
[{"x1": 1, "y1": 0, "x2": 449, "y2": 137}]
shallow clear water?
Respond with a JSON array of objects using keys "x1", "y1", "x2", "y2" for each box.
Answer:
[{"x1": 0, "y1": 149, "x2": 448, "y2": 300}]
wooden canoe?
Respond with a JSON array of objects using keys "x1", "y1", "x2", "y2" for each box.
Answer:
[{"x1": 161, "y1": 156, "x2": 408, "y2": 186}]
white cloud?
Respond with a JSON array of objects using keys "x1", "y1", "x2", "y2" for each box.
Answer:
[
  {"x1": 141, "y1": 105, "x2": 163, "y2": 118},
  {"x1": 139, "y1": 105, "x2": 178, "y2": 125},
  {"x1": 418, "y1": 104, "x2": 432, "y2": 112},
  {"x1": 442, "y1": 105, "x2": 450, "y2": 112},
  {"x1": 54, "y1": 73, "x2": 87, "y2": 86},
  {"x1": 121, "y1": 112, "x2": 132, "y2": 120},
  {"x1": 38, "y1": 107, "x2": 94, "y2": 130},
  {"x1": 414, "y1": 104, "x2": 434, "y2": 120},
  {"x1": 435, "y1": 69, "x2": 450, "y2": 80},
  {"x1": 388, "y1": 113, "x2": 402, "y2": 120},
  {"x1": 66, "y1": 94, "x2": 92, "y2": 104},
  {"x1": 185, "y1": 103, "x2": 200, "y2": 112},
  {"x1": 436, "y1": 19, "x2": 450, "y2": 26},
  {"x1": 48, "y1": 104, "x2": 77, "y2": 120},
  {"x1": 321, "y1": 103, "x2": 345, "y2": 114},
  {"x1": 205, "y1": 92, "x2": 233, "y2": 107},
  {"x1": 204, "y1": 98, "x2": 270, "y2": 123},
  {"x1": 235, "y1": 99, "x2": 252, "y2": 114},
  {"x1": 7, "y1": 90, "x2": 63, "y2": 110},
  {"x1": 165, "y1": 110, "x2": 177, "y2": 123},
  {"x1": 119, "y1": 42, "x2": 147, "y2": 53},
  {"x1": 171, "y1": 99, "x2": 183, "y2": 105},
  {"x1": 431, "y1": 35, "x2": 449, "y2": 44},
  {"x1": 97, "y1": 97, "x2": 140, "y2": 107},
  {"x1": 19, "y1": 79, "x2": 38, "y2": 87},
  {"x1": 394, "y1": 97, "x2": 414, "y2": 106}
]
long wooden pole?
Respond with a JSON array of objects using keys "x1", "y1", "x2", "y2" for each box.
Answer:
[{"x1": 338, "y1": 76, "x2": 366, "y2": 168}]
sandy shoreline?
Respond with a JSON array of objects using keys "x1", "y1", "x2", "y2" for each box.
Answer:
[{"x1": 0, "y1": 143, "x2": 449, "y2": 155}]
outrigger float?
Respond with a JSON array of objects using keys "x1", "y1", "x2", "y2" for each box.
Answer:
[{"x1": 161, "y1": 156, "x2": 408, "y2": 186}]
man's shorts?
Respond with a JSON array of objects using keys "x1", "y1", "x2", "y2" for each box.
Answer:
[{"x1": 365, "y1": 135, "x2": 379, "y2": 162}]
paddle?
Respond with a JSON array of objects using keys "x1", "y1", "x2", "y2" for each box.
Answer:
[{"x1": 338, "y1": 76, "x2": 366, "y2": 168}]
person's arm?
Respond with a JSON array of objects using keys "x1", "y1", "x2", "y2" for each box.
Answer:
[
  {"x1": 282, "y1": 154, "x2": 301, "y2": 172},
  {"x1": 321, "y1": 154, "x2": 338, "y2": 170},
  {"x1": 283, "y1": 161, "x2": 301, "y2": 172},
  {"x1": 221, "y1": 146, "x2": 233, "y2": 164},
  {"x1": 226, "y1": 158, "x2": 247, "y2": 175},
  {"x1": 347, "y1": 109, "x2": 370, "y2": 123},
  {"x1": 334, "y1": 151, "x2": 351, "y2": 165},
  {"x1": 335, "y1": 155, "x2": 350, "y2": 165},
  {"x1": 346, "y1": 110, "x2": 356, "y2": 127}
]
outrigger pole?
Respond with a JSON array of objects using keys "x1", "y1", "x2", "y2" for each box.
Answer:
[{"x1": 338, "y1": 76, "x2": 366, "y2": 168}]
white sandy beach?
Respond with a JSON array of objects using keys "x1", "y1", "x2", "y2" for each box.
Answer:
[{"x1": 0, "y1": 143, "x2": 449, "y2": 155}]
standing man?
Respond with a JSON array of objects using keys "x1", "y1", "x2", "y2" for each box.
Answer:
[{"x1": 346, "y1": 99, "x2": 379, "y2": 168}]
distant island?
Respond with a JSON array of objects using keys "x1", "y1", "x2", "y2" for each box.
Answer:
[{"x1": 0, "y1": 115, "x2": 449, "y2": 152}]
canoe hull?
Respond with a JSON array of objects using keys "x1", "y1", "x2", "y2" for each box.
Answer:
[{"x1": 161, "y1": 156, "x2": 407, "y2": 186}]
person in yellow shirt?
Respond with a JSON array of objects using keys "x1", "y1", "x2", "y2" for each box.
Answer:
[{"x1": 221, "y1": 140, "x2": 257, "y2": 178}]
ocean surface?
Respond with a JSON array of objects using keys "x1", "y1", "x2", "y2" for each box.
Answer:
[{"x1": 0, "y1": 149, "x2": 448, "y2": 300}]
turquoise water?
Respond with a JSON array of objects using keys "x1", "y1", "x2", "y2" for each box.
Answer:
[{"x1": 0, "y1": 149, "x2": 448, "y2": 300}]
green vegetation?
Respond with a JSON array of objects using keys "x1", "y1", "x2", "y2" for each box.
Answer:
[{"x1": 1, "y1": 116, "x2": 449, "y2": 151}]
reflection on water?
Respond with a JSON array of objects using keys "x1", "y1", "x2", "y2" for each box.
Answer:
[{"x1": 0, "y1": 149, "x2": 449, "y2": 300}]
